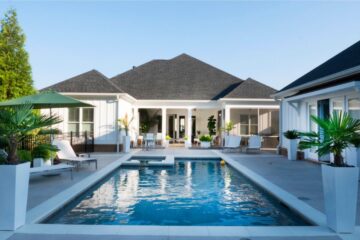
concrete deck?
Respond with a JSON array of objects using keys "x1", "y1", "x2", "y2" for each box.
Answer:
[{"x1": 224, "y1": 152, "x2": 360, "y2": 225}]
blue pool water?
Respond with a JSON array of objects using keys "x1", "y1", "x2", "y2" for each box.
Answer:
[{"x1": 46, "y1": 160, "x2": 309, "y2": 226}]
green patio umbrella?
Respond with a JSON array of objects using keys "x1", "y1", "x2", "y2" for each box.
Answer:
[{"x1": 0, "y1": 91, "x2": 93, "y2": 109}]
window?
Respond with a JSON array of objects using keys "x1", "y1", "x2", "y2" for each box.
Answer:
[
  {"x1": 309, "y1": 104, "x2": 317, "y2": 132},
  {"x1": 68, "y1": 107, "x2": 94, "y2": 133},
  {"x1": 68, "y1": 108, "x2": 80, "y2": 133},
  {"x1": 82, "y1": 108, "x2": 94, "y2": 133},
  {"x1": 348, "y1": 98, "x2": 360, "y2": 120},
  {"x1": 239, "y1": 113, "x2": 258, "y2": 135},
  {"x1": 332, "y1": 100, "x2": 343, "y2": 116}
]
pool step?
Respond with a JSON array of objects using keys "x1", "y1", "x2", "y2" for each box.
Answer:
[{"x1": 121, "y1": 155, "x2": 175, "y2": 167}]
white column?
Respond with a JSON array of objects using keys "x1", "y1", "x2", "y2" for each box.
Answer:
[
  {"x1": 162, "y1": 108, "x2": 167, "y2": 146},
  {"x1": 187, "y1": 108, "x2": 192, "y2": 147},
  {"x1": 225, "y1": 106, "x2": 231, "y2": 124},
  {"x1": 133, "y1": 107, "x2": 139, "y2": 146},
  {"x1": 115, "y1": 100, "x2": 119, "y2": 152}
]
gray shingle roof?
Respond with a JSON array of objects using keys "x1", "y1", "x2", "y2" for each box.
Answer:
[
  {"x1": 223, "y1": 78, "x2": 277, "y2": 99},
  {"x1": 42, "y1": 70, "x2": 122, "y2": 93},
  {"x1": 279, "y1": 40, "x2": 360, "y2": 93},
  {"x1": 109, "y1": 54, "x2": 244, "y2": 100}
]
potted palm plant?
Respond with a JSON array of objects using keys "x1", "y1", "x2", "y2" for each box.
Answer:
[
  {"x1": 283, "y1": 130, "x2": 299, "y2": 160},
  {"x1": 299, "y1": 111, "x2": 360, "y2": 233},
  {"x1": 32, "y1": 144, "x2": 59, "y2": 167},
  {"x1": 0, "y1": 104, "x2": 60, "y2": 230},
  {"x1": 118, "y1": 113, "x2": 133, "y2": 153}
]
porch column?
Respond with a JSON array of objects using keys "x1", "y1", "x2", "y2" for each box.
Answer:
[
  {"x1": 133, "y1": 107, "x2": 139, "y2": 146},
  {"x1": 162, "y1": 108, "x2": 167, "y2": 146},
  {"x1": 187, "y1": 108, "x2": 193, "y2": 147},
  {"x1": 225, "y1": 106, "x2": 231, "y2": 123},
  {"x1": 115, "y1": 100, "x2": 120, "y2": 152}
]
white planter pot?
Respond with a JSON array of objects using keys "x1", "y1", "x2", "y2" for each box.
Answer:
[
  {"x1": 0, "y1": 162, "x2": 30, "y2": 230},
  {"x1": 200, "y1": 141, "x2": 211, "y2": 148},
  {"x1": 345, "y1": 147, "x2": 360, "y2": 167},
  {"x1": 321, "y1": 164, "x2": 359, "y2": 233},
  {"x1": 163, "y1": 140, "x2": 169, "y2": 148},
  {"x1": 122, "y1": 136, "x2": 131, "y2": 153},
  {"x1": 185, "y1": 141, "x2": 191, "y2": 148},
  {"x1": 287, "y1": 139, "x2": 298, "y2": 161},
  {"x1": 33, "y1": 158, "x2": 44, "y2": 167}
]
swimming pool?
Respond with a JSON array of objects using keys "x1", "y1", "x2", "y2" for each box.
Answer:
[{"x1": 45, "y1": 159, "x2": 310, "y2": 226}]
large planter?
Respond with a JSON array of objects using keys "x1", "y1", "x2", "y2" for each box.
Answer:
[
  {"x1": 200, "y1": 141, "x2": 211, "y2": 148},
  {"x1": 33, "y1": 158, "x2": 52, "y2": 167},
  {"x1": 0, "y1": 162, "x2": 30, "y2": 230},
  {"x1": 163, "y1": 140, "x2": 169, "y2": 148},
  {"x1": 321, "y1": 164, "x2": 359, "y2": 233},
  {"x1": 287, "y1": 139, "x2": 298, "y2": 160},
  {"x1": 346, "y1": 147, "x2": 360, "y2": 167},
  {"x1": 122, "y1": 135, "x2": 131, "y2": 153}
]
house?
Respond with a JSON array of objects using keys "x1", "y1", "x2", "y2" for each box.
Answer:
[
  {"x1": 274, "y1": 41, "x2": 360, "y2": 163},
  {"x1": 43, "y1": 54, "x2": 279, "y2": 151}
]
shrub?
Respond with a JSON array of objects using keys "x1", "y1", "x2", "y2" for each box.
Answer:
[
  {"x1": 199, "y1": 135, "x2": 212, "y2": 142},
  {"x1": 17, "y1": 150, "x2": 32, "y2": 163},
  {"x1": 166, "y1": 135, "x2": 171, "y2": 140},
  {"x1": 283, "y1": 130, "x2": 299, "y2": 139},
  {"x1": 32, "y1": 144, "x2": 58, "y2": 160},
  {"x1": 0, "y1": 136, "x2": 9, "y2": 149}
]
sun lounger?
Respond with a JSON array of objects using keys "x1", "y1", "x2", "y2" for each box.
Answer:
[
  {"x1": 30, "y1": 164, "x2": 74, "y2": 179},
  {"x1": 223, "y1": 135, "x2": 241, "y2": 152},
  {"x1": 245, "y1": 135, "x2": 262, "y2": 152},
  {"x1": 53, "y1": 139, "x2": 98, "y2": 170}
]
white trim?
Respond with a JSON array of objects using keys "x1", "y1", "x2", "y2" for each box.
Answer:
[
  {"x1": 225, "y1": 104, "x2": 279, "y2": 109},
  {"x1": 60, "y1": 92, "x2": 119, "y2": 97},
  {"x1": 273, "y1": 65, "x2": 360, "y2": 98},
  {"x1": 285, "y1": 81, "x2": 360, "y2": 102},
  {"x1": 219, "y1": 98, "x2": 276, "y2": 102}
]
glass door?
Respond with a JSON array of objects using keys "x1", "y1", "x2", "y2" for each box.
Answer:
[{"x1": 308, "y1": 104, "x2": 318, "y2": 160}]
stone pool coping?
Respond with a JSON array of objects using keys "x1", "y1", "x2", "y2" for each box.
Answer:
[{"x1": 7, "y1": 150, "x2": 357, "y2": 239}]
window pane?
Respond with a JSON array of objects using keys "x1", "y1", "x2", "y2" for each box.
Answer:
[
  {"x1": 82, "y1": 123, "x2": 94, "y2": 133},
  {"x1": 349, "y1": 98, "x2": 360, "y2": 120},
  {"x1": 250, "y1": 114, "x2": 258, "y2": 125},
  {"x1": 240, "y1": 125, "x2": 249, "y2": 135},
  {"x1": 250, "y1": 125, "x2": 258, "y2": 135},
  {"x1": 68, "y1": 108, "x2": 80, "y2": 122},
  {"x1": 68, "y1": 123, "x2": 79, "y2": 133},
  {"x1": 82, "y1": 108, "x2": 94, "y2": 122},
  {"x1": 309, "y1": 105, "x2": 317, "y2": 132},
  {"x1": 240, "y1": 115, "x2": 249, "y2": 124}
]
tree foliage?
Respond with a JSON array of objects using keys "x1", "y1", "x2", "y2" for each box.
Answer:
[{"x1": 0, "y1": 9, "x2": 35, "y2": 101}]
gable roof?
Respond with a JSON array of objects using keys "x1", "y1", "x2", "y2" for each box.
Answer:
[
  {"x1": 42, "y1": 70, "x2": 122, "y2": 93},
  {"x1": 109, "y1": 54, "x2": 243, "y2": 100},
  {"x1": 278, "y1": 40, "x2": 360, "y2": 94},
  {"x1": 223, "y1": 78, "x2": 276, "y2": 99}
]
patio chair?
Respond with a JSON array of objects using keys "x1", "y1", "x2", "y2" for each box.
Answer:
[
  {"x1": 52, "y1": 139, "x2": 98, "y2": 170},
  {"x1": 30, "y1": 164, "x2": 74, "y2": 180},
  {"x1": 222, "y1": 135, "x2": 241, "y2": 152},
  {"x1": 144, "y1": 133, "x2": 155, "y2": 150},
  {"x1": 245, "y1": 135, "x2": 262, "y2": 153}
]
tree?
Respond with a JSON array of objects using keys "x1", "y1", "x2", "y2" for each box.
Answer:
[
  {"x1": 207, "y1": 115, "x2": 216, "y2": 136},
  {"x1": 0, "y1": 9, "x2": 35, "y2": 101},
  {"x1": 0, "y1": 104, "x2": 61, "y2": 164},
  {"x1": 299, "y1": 111, "x2": 360, "y2": 166}
]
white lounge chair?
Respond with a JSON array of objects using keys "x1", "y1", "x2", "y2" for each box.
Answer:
[
  {"x1": 30, "y1": 164, "x2": 74, "y2": 179},
  {"x1": 245, "y1": 135, "x2": 262, "y2": 152},
  {"x1": 53, "y1": 139, "x2": 98, "y2": 170},
  {"x1": 223, "y1": 135, "x2": 241, "y2": 152},
  {"x1": 144, "y1": 133, "x2": 155, "y2": 150}
]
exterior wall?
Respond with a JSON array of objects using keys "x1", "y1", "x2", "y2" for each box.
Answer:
[{"x1": 280, "y1": 85, "x2": 360, "y2": 161}]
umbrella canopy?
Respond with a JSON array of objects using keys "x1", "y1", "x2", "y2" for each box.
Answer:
[{"x1": 0, "y1": 91, "x2": 94, "y2": 109}]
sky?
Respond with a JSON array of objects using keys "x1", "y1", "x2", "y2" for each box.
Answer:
[{"x1": 0, "y1": 1, "x2": 360, "y2": 91}]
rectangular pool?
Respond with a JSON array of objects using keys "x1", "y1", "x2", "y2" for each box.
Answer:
[{"x1": 45, "y1": 159, "x2": 310, "y2": 226}]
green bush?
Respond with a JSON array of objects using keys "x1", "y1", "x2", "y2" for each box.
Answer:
[
  {"x1": 32, "y1": 144, "x2": 58, "y2": 160},
  {"x1": 0, "y1": 136, "x2": 9, "y2": 149},
  {"x1": 283, "y1": 130, "x2": 299, "y2": 139},
  {"x1": 199, "y1": 135, "x2": 212, "y2": 142},
  {"x1": 17, "y1": 150, "x2": 32, "y2": 163},
  {"x1": 165, "y1": 135, "x2": 171, "y2": 140}
]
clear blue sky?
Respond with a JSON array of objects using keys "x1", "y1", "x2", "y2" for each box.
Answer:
[{"x1": 1, "y1": 1, "x2": 360, "y2": 90}]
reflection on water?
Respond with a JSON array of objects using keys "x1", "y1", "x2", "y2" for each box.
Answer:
[{"x1": 46, "y1": 160, "x2": 309, "y2": 226}]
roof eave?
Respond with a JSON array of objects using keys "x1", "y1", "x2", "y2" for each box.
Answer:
[{"x1": 273, "y1": 65, "x2": 360, "y2": 99}]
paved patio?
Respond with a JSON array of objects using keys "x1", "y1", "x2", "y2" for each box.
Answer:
[{"x1": 224, "y1": 152, "x2": 360, "y2": 225}]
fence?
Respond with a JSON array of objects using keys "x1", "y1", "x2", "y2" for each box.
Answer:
[{"x1": 20, "y1": 131, "x2": 94, "y2": 154}]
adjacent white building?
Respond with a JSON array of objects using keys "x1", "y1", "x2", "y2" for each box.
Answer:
[
  {"x1": 274, "y1": 41, "x2": 360, "y2": 163},
  {"x1": 44, "y1": 54, "x2": 279, "y2": 151}
]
